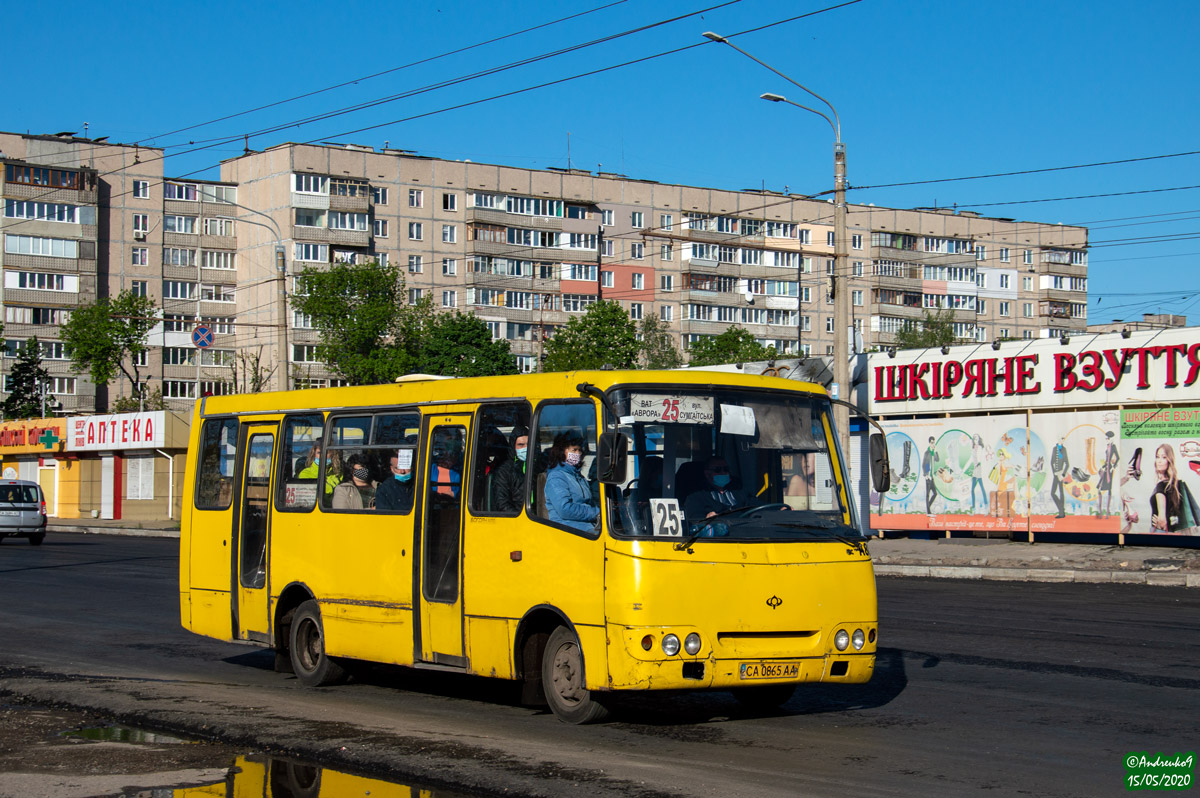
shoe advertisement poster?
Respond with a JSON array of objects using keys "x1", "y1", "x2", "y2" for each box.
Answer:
[{"x1": 1118, "y1": 407, "x2": 1200, "y2": 536}]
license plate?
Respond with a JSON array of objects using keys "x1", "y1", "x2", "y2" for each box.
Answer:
[
  {"x1": 739, "y1": 661, "x2": 800, "y2": 680},
  {"x1": 0, "y1": 511, "x2": 17, "y2": 516}
]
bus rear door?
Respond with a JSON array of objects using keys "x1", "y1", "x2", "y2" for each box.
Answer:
[{"x1": 416, "y1": 415, "x2": 470, "y2": 666}]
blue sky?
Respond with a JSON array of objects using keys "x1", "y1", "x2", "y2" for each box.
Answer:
[{"x1": 6, "y1": 0, "x2": 1198, "y2": 324}]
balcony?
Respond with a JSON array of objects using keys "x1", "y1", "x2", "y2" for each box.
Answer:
[
  {"x1": 292, "y1": 225, "x2": 330, "y2": 243},
  {"x1": 470, "y1": 239, "x2": 563, "y2": 262},
  {"x1": 329, "y1": 193, "x2": 370, "y2": 213},
  {"x1": 328, "y1": 228, "x2": 370, "y2": 247},
  {"x1": 466, "y1": 207, "x2": 563, "y2": 230},
  {"x1": 164, "y1": 199, "x2": 200, "y2": 216},
  {"x1": 3, "y1": 181, "x2": 97, "y2": 205}
]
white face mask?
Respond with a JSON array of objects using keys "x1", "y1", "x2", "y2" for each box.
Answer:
[{"x1": 565, "y1": 451, "x2": 582, "y2": 467}]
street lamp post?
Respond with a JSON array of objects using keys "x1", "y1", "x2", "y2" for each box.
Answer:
[{"x1": 703, "y1": 32, "x2": 851, "y2": 455}]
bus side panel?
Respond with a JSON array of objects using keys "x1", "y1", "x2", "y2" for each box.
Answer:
[
  {"x1": 189, "y1": 588, "x2": 234, "y2": 640},
  {"x1": 465, "y1": 617, "x2": 516, "y2": 679},
  {"x1": 461, "y1": 516, "x2": 606, "y2": 686},
  {"x1": 272, "y1": 512, "x2": 415, "y2": 666}
]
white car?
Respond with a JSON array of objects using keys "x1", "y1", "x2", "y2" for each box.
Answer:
[{"x1": 0, "y1": 480, "x2": 47, "y2": 546}]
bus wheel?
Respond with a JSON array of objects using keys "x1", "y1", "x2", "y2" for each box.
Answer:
[
  {"x1": 289, "y1": 600, "x2": 347, "y2": 687},
  {"x1": 542, "y1": 626, "x2": 609, "y2": 724},
  {"x1": 732, "y1": 684, "x2": 795, "y2": 711},
  {"x1": 29, "y1": 533, "x2": 45, "y2": 546}
]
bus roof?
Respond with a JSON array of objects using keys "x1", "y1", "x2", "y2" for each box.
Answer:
[{"x1": 196, "y1": 369, "x2": 828, "y2": 419}]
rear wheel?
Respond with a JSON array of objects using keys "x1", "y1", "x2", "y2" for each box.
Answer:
[
  {"x1": 732, "y1": 684, "x2": 795, "y2": 711},
  {"x1": 288, "y1": 600, "x2": 347, "y2": 687},
  {"x1": 541, "y1": 626, "x2": 609, "y2": 724},
  {"x1": 28, "y1": 532, "x2": 45, "y2": 546}
]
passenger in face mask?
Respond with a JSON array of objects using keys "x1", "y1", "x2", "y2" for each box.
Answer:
[
  {"x1": 684, "y1": 456, "x2": 760, "y2": 520},
  {"x1": 491, "y1": 425, "x2": 530, "y2": 513},
  {"x1": 544, "y1": 431, "x2": 599, "y2": 531},
  {"x1": 375, "y1": 450, "x2": 415, "y2": 512},
  {"x1": 331, "y1": 454, "x2": 377, "y2": 510}
]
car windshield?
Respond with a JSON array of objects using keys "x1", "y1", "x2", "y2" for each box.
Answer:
[
  {"x1": 606, "y1": 388, "x2": 860, "y2": 542},
  {"x1": 0, "y1": 485, "x2": 38, "y2": 504}
]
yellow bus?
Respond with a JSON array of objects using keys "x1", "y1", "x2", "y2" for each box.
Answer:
[{"x1": 179, "y1": 369, "x2": 889, "y2": 723}]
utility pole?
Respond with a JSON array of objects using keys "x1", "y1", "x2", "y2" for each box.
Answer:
[
  {"x1": 832, "y1": 141, "x2": 851, "y2": 455},
  {"x1": 277, "y1": 245, "x2": 289, "y2": 392},
  {"x1": 596, "y1": 225, "x2": 604, "y2": 302}
]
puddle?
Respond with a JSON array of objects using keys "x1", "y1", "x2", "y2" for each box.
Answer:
[
  {"x1": 63, "y1": 723, "x2": 195, "y2": 745},
  {"x1": 178, "y1": 754, "x2": 474, "y2": 797}
]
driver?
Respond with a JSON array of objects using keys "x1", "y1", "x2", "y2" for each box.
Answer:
[{"x1": 684, "y1": 456, "x2": 761, "y2": 519}]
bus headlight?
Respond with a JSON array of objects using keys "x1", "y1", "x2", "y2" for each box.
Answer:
[
  {"x1": 684, "y1": 633, "x2": 702, "y2": 655},
  {"x1": 662, "y1": 634, "x2": 681, "y2": 656},
  {"x1": 834, "y1": 630, "x2": 850, "y2": 651},
  {"x1": 852, "y1": 629, "x2": 865, "y2": 650}
]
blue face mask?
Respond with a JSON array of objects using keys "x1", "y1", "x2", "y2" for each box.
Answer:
[
  {"x1": 515, "y1": 447, "x2": 527, "y2": 462},
  {"x1": 713, "y1": 474, "x2": 732, "y2": 488},
  {"x1": 396, "y1": 471, "x2": 412, "y2": 482}
]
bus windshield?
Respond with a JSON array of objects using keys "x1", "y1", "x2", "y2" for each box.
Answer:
[{"x1": 606, "y1": 388, "x2": 859, "y2": 542}]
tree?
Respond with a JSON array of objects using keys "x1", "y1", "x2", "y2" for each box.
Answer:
[
  {"x1": 60, "y1": 290, "x2": 158, "y2": 406},
  {"x1": 542, "y1": 300, "x2": 639, "y2": 372},
  {"x1": 687, "y1": 326, "x2": 776, "y2": 367},
  {"x1": 111, "y1": 386, "x2": 166, "y2": 413},
  {"x1": 892, "y1": 309, "x2": 957, "y2": 350},
  {"x1": 419, "y1": 312, "x2": 518, "y2": 377},
  {"x1": 289, "y1": 261, "x2": 429, "y2": 385},
  {"x1": 3, "y1": 338, "x2": 52, "y2": 419},
  {"x1": 639, "y1": 313, "x2": 682, "y2": 369}
]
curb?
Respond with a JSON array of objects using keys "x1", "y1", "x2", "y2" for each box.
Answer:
[
  {"x1": 47, "y1": 526, "x2": 180, "y2": 539},
  {"x1": 874, "y1": 563, "x2": 1199, "y2": 587}
]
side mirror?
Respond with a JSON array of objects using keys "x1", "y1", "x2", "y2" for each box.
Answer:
[
  {"x1": 869, "y1": 432, "x2": 891, "y2": 494},
  {"x1": 595, "y1": 431, "x2": 628, "y2": 484}
]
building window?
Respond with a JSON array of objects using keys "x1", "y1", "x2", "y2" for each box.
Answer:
[
  {"x1": 976, "y1": 245, "x2": 987, "y2": 261},
  {"x1": 631, "y1": 211, "x2": 644, "y2": 228},
  {"x1": 601, "y1": 209, "x2": 614, "y2": 226},
  {"x1": 660, "y1": 275, "x2": 674, "y2": 291},
  {"x1": 133, "y1": 214, "x2": 150, "y2": 234},
  {"x1": 660, "y1": 305, "x2": 673, "y2": 322},
  {"x1": 200, "y1": 283, "x2": 235, "y2": 302},
  {"x1": 601, "y1": 271, "x2": 614, "y2": 288},
  {"x1": 1023, "y1": 302, "x2": 1033, "y2": 318},
  {"x1": 408, "y1": 222, "x2": 423, "y2": 240},
  {"x1": 294, "y1": 174, "x2": 328, "y2": 194},
  {"x1": 660, "y1": 213, "x2": 673, "y2": 232},
  {"x1": 329, "y1": 212, "x2": 367, "y2": 231},
  {"x1": 442, "y1": 290, "x2": 457, "y2": 308},
  {"x1": 999, "y1": 301, "x2": 1011, "y2": 317},
  {"x1": 202, "y1": 251, "x2": 235, "y2": 269},
  {"x1": 1023, "y1": 249, "x2": 1033, "y2": 265},
  {"x1": 442, "y1": 258, "x2": 457, "y2": 276},
  {"x1": 293, "y1": 344, "x2": 320, "y2": 363},
  {"x1": 164, "y1": 182, "x2": 198, "y2": 201},
  {"x1": 851, "y1": 234, "x2": 863, "y2": 249},
  {"x1": 133, "y1": 180, "x2": 150, "y2": 199},
  {"x1": 201, "y1": 185, "x2": 236, "y2": 204},
  {"x1": 661, "y1": 243, "x2": 673, "y2": 261},
  {"x1": 164, "y1": 216, "x2": 197, "y2": 234},
  {"x1": 1023, "y1": 276, "x2": 1033, "y2": 291},
  {"x1": 631, "y1": 242, "x2": 644, "y2": 260},
  {"x1": 203, "y1": 218, "x2": 235, "y2": 236},
  {"x1": 372, "y1": 187, "x2": 389, "y2": 205},
  {"x1": 852, "y1": 290, "x2": 863, "y2": 306},
  {"x1": 163, "y1": 247, "x2": 196, "y2": 267},
  {"x1": 163, "y1": 280, "x2": 197, "y2": 300},
  {"x1": 373, "y1": 219, "x2": 388, "y2": 237},
  {"x1": 409, "y1": 189, "x2": 423, "y2": 208},
  {"x1": 164, "y1": 381, "x2": 198, "y2": 399},
  {"x1": 408, "y1": 255, "x2": 423, "y2": 273},
  {"x1": 293, "y1": 243, "x2": 328, "y2": 262},
  {"x1": 130, "y1": 280, "x2": 148, "y2": 297},
  {"x1": 999, "y1": 274, "x2": 1010, "y2": 289},
  {"x1": 442, "y1": 224, "x2": 457, "y2": 243},
  {"x1": 602, "y1": 239, "x2": 614, "y2": 257},
  {"x1": 293, "y1": 311, "x2": 313, "y2": 329},
  {"x1": 408, "y1": 288, "x2": 423, "y2": 303},
  {"x1": 443, "y1": 193, "x2": 457, "y2": 211},
  {"x1": 630, "y1": 303, "x2": 643, "y2": 320},
  {"x1": 978, "y1": 299, "x2": 987, "y2": 314},
  {"x1": 632, "y1": 273, "x2": 645, "y2": 290},
  {"x1": 999, "y1": 247, "x2": 1010, "y2": 262},
  {"x1": 131, "y1": 247, "x2": 148, "y2": 266}
]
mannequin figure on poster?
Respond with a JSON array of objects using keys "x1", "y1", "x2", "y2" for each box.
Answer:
[
  {"x1": 1096, "y1": 431, "x2": 1119, "y2": 518},
  {"x1": 922, "y1": 436, "x2": 939, "y2": 515},
  {"x1": 969, "y1": 434, "x2": 988, "y2": 515},
  {"x1": 1050, "y1": 436, "x2": 1069, "y2": 519}
]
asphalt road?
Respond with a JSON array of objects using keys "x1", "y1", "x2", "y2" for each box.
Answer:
[{"x1": 0, "y1": 534, "x2": 1195, "y2": 797}]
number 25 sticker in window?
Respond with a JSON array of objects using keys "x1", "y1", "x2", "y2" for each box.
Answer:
[{"x1": 650, "y1": 498, "x2": 685, "y2": 537}]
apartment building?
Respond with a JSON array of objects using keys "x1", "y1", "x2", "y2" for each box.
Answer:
[{"x1": 0, "y1": 132, "x2": 1089, "y2": 412}]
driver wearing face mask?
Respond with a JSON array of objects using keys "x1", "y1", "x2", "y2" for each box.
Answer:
[
  {"x1": 684, "y1": 456, "x2": 760, "y2": 520},
  {"x1": 374, "y1": 450, "x2": 415, "y2": 512},
  {"x1": 491, "y1": 425, "x2": 530, "y2": 513}
]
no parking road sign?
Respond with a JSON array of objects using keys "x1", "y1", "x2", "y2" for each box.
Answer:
[{"x1": 192, "y1": 324, "x2": 213, "y2": 349}]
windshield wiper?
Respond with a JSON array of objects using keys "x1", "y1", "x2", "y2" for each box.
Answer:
[
  {"x1": 773, "y1": 521, "x2": 867, "y2": 553},
  {"x1": 673, "y1": 503, "x2": 761, "y2": 551}
]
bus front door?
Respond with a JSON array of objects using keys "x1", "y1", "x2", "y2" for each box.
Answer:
[
  {"x1": 417, "y1": 417, "x2": 469, "y2": 666},
  {"x1": 233, "y1": 424, "x2": 275, "y2": 643}
]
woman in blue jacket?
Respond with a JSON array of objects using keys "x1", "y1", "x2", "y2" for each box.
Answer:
[{"x1": 544, "y1": 432, "x2": 599, "y2": 531}]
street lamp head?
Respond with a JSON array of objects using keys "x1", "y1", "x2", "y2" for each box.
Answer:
[
  {"x1": 701, "y1": 31, "x2": 727, "y2": 43},
  {"x1": 760, "y1": 93, "x2": 786, "y2": 103}
]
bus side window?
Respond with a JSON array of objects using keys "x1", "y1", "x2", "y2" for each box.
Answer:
[
  {"x1": 195, "y1": 418, "x2": 237, "y2": 510},
  {"x1": 276, "y1": 414, "x2": 324, "y2": 512},
  {"x1": 471, "y1": 402, "x2": 531, "y2": 516},
  {"x1": 530, "y1": 401, "x2": 599, "y2": 533}
]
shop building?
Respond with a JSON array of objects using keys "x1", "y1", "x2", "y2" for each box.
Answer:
[
  {"x1": 864, "y1": 326, "x2": 1200, "y2": 544},
  {"x1": 0, "y1": 418, "x2": 69, "y2": 515}
]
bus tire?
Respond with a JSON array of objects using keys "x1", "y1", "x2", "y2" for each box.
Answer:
[
  {"x1": 289, "y1": 600, "x2": 347, "y2": 687},
  {"x1": 732, "y1": 684, "x2": 795, "y2": 711},
  {"x1": 542, "y1": 626, "x2": 609, "y2": 724},
  {"x1": 29, "y1": 533, "x2": 45, "y2": 546}
]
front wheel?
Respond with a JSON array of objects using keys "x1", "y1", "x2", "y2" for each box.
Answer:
[
  {"x1": 542, "y1": 626, "x2": 609, "y2": 724},
  {"x1": 289, "y1": 600, "x2": 347, "y2": 687}
]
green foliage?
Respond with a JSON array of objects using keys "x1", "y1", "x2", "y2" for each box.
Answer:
[
  {"x1": 419, "y1": 312, "x2": 518, "y2": 377},
  {"x1": 2, "y1": 338, "x2": 52, "y2": 419},
  {"x1": 290, "y1": 261, "x2": 428, "y2": 385},
  {"x1": 542, "y1": 300, "x2": 640, "y2": 371},
  {"x1": 892, "y1": 309, "x2": 958, "y2": 350},
  {"x1": 111, "y1": 386, "x2": 166, "y2": 413},
  {"x1": 686, "y1": 326, "x2": 776, "y2": 367},
  {"x1": 639, "y1": 313, "x2": 682, "y2": 369},
  {"x1": 60, "y1": 290, "x2": 158, "y2": 401}
]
